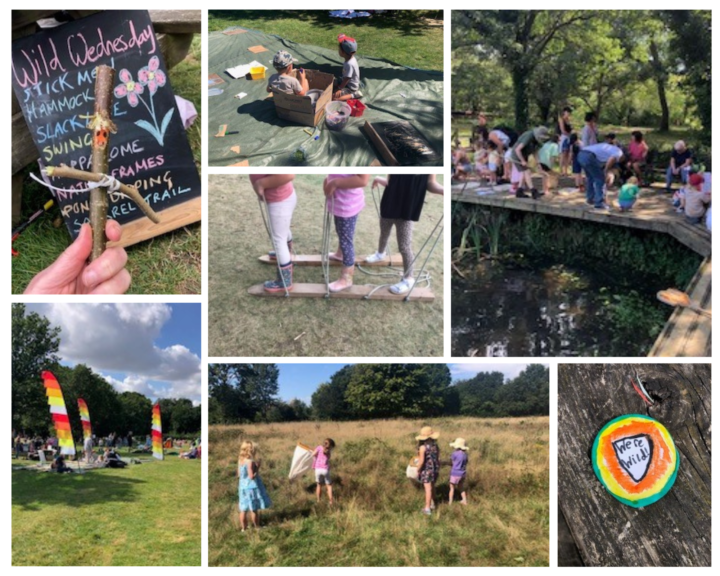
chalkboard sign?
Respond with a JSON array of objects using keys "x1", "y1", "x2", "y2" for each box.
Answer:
[{"x1": 11, "y1": 10, "x2": 200, "y2": 240}]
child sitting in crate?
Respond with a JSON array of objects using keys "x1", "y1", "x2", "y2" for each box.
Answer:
[
  {"x1": 333, "y1": 34, "x2": 363, "y2": 101},
  {"x1": 267, "y1": 50, "x2": 308, "y2": 96}
]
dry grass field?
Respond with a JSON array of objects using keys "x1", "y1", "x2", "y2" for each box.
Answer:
[
  {"x1": 208, "y1": 175, "x2": 445, "y2": 357},
  {"x1": 209, "y1": 417, "x2": 549, "y2": 566}
]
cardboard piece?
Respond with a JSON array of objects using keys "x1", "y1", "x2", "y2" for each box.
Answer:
[
  {"x1": 208, "y1": 73, "x2": 225, "y2": 87},
  {"x1": 229, "y1": 160, "x2": 249, "y2": 167},
  {"x1": 230, "y1": 146, "x2": 241, "y2": 154},
  {"x1": 273, "y1": 69, "x2": 334, "y2": 127},
  {"x1": 248, "y1": 45, "x2": 269, "y2": 53},
  {"x1": 223, "y1": 28, "x2": 247, "y2": 35},
  {"x1": 592, "y1": 414, "x2": 679, "y2": 508},
  {"x1": 215, "y1": 124, "x2": 228, "y2": 138}
]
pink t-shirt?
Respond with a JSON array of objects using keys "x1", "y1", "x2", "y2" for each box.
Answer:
[
  {"x1": 628, "y1": 140, "x2": 648, "y2": 163},
  {"x1": 250, "y1": 174, "x2": 294, "y2": 203},
  {"x1": 313, "y1": 445, "x2": 330, "y2": 469},
  {"x1": 326, "y1": 174, "x2": 365, "y2": 217}
]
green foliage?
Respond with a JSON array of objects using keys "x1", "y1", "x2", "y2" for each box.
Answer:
[
  {"x1": 596, "y1": 289, "x2": 666, "y2": 355},
  {"x1": 208, "y1": 364, "x2": 280, "y2": 424},
  {"x1": 310, "y1": 365, "x2": 355, "y2": 421},
  {"x1": 344, "y1": 364, "x2": 451, "y2": 419},
  {"x1": 455, "y1": 365, "x2": 549, "y2": 417},
  {"x1": 12, "y1": 304, "x2": 60, "y2": 434}
]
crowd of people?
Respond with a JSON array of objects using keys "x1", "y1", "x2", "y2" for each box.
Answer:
[
  {"x1": 452, "y1": 110, "x2": 710, "y2": 226},
  {"x1": 235, "y1": 426, "x2": 470, "y2": 531}
]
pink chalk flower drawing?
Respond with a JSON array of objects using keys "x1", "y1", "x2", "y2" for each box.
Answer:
[
  {"x1": 114, "y1": 69, "x2": 144, "y2": 107},
  {"x1": 114, "y1": 56, "x2": 175, "y2": 146},
  {"x1": 138, "y1": 56, "x2": 167, "y2": 94}
]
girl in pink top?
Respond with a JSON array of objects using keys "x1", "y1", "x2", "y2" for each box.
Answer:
[
  {"x1": 313, "y1": 438, "x2": 335, "y2": 504},
  {"x1": 251, "y1": 174, "x2": 297, "y2": 292},
  {"x1": 324, "y1": 174, "x2": 370, "y2": 292}
]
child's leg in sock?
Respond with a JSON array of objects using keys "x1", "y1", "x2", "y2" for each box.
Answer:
[{"x1": 334, "y1": 215, "x2": 357, "y2": 267}]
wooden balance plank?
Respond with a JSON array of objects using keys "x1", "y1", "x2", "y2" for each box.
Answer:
[
  {"x1": 248, "y1": 283, "x2": 434, "y2": 302},
  {"x1": 558, "y1": 363, "x2": 711, "y2": 567},
  {"x1": 649, "y1": 257, "x2": 712, "y2": 357},
  {"x1": 107, "y1": 196, "x2": 201, "y2": 250},
  {"x1": 258, "y1": 254, "x2": 404, "y2": 266}
]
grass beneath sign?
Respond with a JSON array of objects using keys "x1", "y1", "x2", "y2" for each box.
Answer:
[{"x1": 12, "y1": 35, "x2": 202, "y2": 295}]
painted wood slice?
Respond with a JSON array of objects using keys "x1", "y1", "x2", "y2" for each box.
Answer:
[{"x1": 592, "y1": 414, "x2": 679, "y2": 508}]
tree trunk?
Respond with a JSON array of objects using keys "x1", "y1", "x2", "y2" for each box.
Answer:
[
  {"x1": 649, "y1": 40, "x2": 670, "y2": 132},
  {"x1": 512, "y1": 65, "x2": 530, "y2": 132},
  {"x1": 558, "y1": 364, "x2": 711, "y2": 567}
]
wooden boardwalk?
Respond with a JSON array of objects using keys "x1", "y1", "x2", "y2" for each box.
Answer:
[
  {"x1": 558, "y1": 364, "x2": 711, "y2": 567},
  {"x1": 452, "y1": 181, "x2": 711, "y2": 256},
  {"x1": 453, "y1": 181, "x2": 712, "y2": 356}
]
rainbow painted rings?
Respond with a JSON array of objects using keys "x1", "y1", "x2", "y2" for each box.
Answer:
[{"x1": 592, "y1": 414, "x2": 679, "y2": 507}]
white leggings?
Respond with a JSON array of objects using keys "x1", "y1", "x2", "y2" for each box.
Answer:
[{"x1": 267, "y1": 191, "x2": 297, "y2": 265}]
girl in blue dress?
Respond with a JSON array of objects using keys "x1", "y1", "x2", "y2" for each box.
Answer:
[{"x1": 238, "y1": 440, "x2": 272, "y2": 530}]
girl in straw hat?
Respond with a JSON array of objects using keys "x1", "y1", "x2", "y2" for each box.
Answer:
[
  {"x1": 449, "y1": 438, "x2": 469, "y2": 505},
  {"x1": 416, "y1": 426, "x2": 440, "y2": 515}
]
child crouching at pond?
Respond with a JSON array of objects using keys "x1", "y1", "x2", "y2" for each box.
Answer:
[{"x1": 238, "y1": 440, "x2": 272, "y2": 531}]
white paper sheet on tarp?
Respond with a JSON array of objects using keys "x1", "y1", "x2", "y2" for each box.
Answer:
[
  {"x1": 225, "y1": 60, "x2": 268, "y2": 79},
  {"x1": 289, "y1": 443, "x2": 314, "y2": 480}
]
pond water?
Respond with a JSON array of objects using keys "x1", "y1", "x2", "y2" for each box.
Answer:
[{"x1": 451, "y1": 260, "x2": 670, "y2": 357}]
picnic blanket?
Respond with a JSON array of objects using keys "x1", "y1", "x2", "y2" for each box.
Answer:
[{"x1": 208, "y1": 28, "x2": 443, "y2": 166}]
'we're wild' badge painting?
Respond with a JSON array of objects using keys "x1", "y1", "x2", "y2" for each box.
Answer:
[{"x1": 592, "y1": 414, "x2": 679, "y2": 508}]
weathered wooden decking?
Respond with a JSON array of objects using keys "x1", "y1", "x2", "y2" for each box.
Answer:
[
  {"x1": 649, "y1": 257, "x2": 711, "y2": 357},
  {"x1": 451, "y1": 182, "x2": 711, "y2": 256},
  {"x1": 558, "y1": 364, "x2": 711, "y2": 567},
  {"x1": 453, "y1": 182, "x2": 712, "y2": 356}
]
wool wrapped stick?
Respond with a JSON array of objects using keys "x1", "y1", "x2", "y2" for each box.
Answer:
[{"x1": 42, "y1": 165, "x2": 161, "y2": 225}]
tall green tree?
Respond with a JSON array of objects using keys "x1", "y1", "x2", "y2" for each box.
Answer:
[
  {"x1": 208, "y1": 364, "x2": 280, "y2": 424},
  {"x1": 12, "y1": 304, "x2": 61, "y2": 434},
  {"x1": 311, "y1": 365, "x2": 355, "y2": 420},
  {"x1": 117, "y1": 391, "x2": 153, "y2": 436}
]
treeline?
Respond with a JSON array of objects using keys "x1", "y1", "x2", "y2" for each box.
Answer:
[
  {"x1": 209, "y1": 363, "x2": 549, "y2": 424},
  {"x1": 12, "y1": 304, "x2": 200, "y2": 439},
  {"x1": 452, "y1": 10, "x2": 711, "y2": 142}
]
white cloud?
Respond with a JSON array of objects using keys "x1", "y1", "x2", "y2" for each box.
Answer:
[
  {"x1": 450, "y1": 363, "x2": 548, "y2": 382},
  {"x1": 30, "y1": 304, "x2": 200, "y2": 402}
]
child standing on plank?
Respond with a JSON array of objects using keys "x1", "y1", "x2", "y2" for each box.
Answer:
[
  {"x1": 237, "y1": 440, "x2": 272, "y2": 531},
  {"x1": 251, "y1": 174, "x2": 297, "y2": 293},
  {"x1": 365, "y1": 174, "x2": 444, "y2": 295},
  {"x1": 325, "y1": 174, "x2": 370, "y2": 292},
  {"x1": 449, "y1": 438, "x2": 469, "y2": 505},
  {"x1": 333, "y1": 34, "x2": 362, "y2": 101},
  {"x1": 313, "y1": 438, "x2": 336, "y2": 505}
]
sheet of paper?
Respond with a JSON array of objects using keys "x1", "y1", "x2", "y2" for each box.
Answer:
[{"x1": 225, "y1": 60, "x2": 268, "y2": 79}]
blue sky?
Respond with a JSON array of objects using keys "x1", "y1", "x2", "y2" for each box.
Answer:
[
  {"x1": 277, "y1": 363, "x2": 545, "y2": 402},
  {"x1": 25, "y1": 303, "x2": 201, "y2": 403}
]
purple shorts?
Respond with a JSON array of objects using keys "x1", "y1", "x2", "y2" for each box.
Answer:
[{"x1": 450, "y1": 475, "x2": 465, "y2": 485}]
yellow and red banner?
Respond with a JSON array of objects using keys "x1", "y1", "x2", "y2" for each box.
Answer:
[
  {"x1": 152, "y1": 402, "x2": 163, "y2": 460},
  {"x1": 42, "y1": 371, "x2": 76, "y2": 456},
  {"x1": 77, "y1": 398, "x2": 92, "y2": 441}
]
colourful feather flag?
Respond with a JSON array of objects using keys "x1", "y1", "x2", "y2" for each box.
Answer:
[
  {"x1": 77, "y1": 398, "x2": 92, "y2": 440},
  {"x1": 152, "y1": 402, "x2": 163, "y2": 460},
  {"x1": 42, "y1": 371, "x2": 76, "y2": 456}
]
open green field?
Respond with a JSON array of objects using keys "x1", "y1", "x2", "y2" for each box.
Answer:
[
  {"x1": 208, "y1": 10, "x2": 444, "y2": 71},
  {"x1": 209, "y1": 417, "x2": 549, "y2": 566},
  {"x1": 12, "y1": 35, "x2": 202, "y2": 295},
  {"x1": 208, "y1": 175, "x2": 445, "y2": 357},
  {"x1": 12, "y1": 452, "x2": 201, "y2": 566}
]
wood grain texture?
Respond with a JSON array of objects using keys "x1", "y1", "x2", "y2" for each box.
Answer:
[
  {"x1": 248, "y1": 283, "x2": 434, "y2": 302},
  {"x1": 558, "y1": 363, "x2": 711, "y2": 567},
  {"x1": 258, "y1": 254, "x2": 405, "y2": 267}
]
